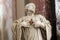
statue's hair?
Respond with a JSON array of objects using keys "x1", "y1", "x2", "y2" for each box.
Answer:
[{"x1": 25, "y1": 3, "x2": 36, "y2": 13}]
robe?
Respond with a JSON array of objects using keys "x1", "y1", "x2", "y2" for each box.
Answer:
[{"x1": 11, "y1": 15, "x2": 52, "y2": 40}]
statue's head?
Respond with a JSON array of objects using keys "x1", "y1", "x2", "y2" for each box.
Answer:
[{"x1": 25, "y1": 3, "x2": 36, "y2": 16}]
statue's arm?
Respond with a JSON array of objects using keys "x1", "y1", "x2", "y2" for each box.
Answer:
[
  {"x1": 11, "y1": 20, "x2": 22, "y2": 40},
  {"x1": 11, "y1": 21, "x2": 18, "y2": 40},
  {"x1": 32, "y1": 15, "x2": 47, "y2": 29},
  {"x1": 32, "y1": 15, "x2": 52, "y2": 40},
  {"x1": 19, "y1": 16, "x2": 31, "y2": 28},
  {"x1": 38, "y1": 15, "x2": 52, "y2": 40},
  {"x1": 45, "y1": 21, "x2": 52, "y2": 40},
  {"x1": 33, "y1": 21, "x2": 45, "y2": 29}
]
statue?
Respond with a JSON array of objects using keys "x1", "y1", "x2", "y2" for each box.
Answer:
[{"x1": 11, "y1": 3, "x2": 52, "y2": 40}]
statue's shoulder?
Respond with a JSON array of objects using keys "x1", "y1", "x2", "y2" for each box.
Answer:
[
  {"x1": 35, "y1": 15, "x2": 46, "y2": 20},
  {"x1": 11, "y1": 16, "x2": 32, "y2": 31},
  {"x1": 36, "y1": 15, "x2": 45, "y2": 18},
  {"x1": 12, "y1": 15, "x2": 33, "y2": 27},
  {"x1": 35, "y1": 15, "x2": 50, "y2": 24},
  {"x1": 13, "y1": 16, "x2": 30, "y2": 24}
]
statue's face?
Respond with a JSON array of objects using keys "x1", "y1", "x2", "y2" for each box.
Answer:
[
  {"x1": 25, "y1": 3, "x2": 36, "y2": 15},
  {"x1": 26, "y1": 8, "x2": 35, "y2": 15}
]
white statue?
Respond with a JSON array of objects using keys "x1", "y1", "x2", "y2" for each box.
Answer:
[{"x1": 11, "y1": 3, "x2": 52, "y2": 40}]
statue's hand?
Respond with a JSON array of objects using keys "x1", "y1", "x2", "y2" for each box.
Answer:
[
  {"x1": 20, "y1": 21, "x2": 29, "y2": 27},
  {"x1": 33, "y1": 21, "x2": 45, "y2": 28}
]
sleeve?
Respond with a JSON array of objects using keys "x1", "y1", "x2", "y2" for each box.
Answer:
[
  {"x1": 41, "y1": 15, "x2": 52, "y2": 40},
  {"x1": 33, "y1": 15, "x2": 46, "y2": 29},
  {"x1": 38, "y1": 15, "x2": 52, "y2": 40},
  {"x1": 11, "y1": 21, "x2": 17, "y2": 40},
  {"x1": 45, "y1": 21, "x2": 52, "y2": 40},
  {"x1": 11, "y1": 20, "x2": 22, "y2": 40}
]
